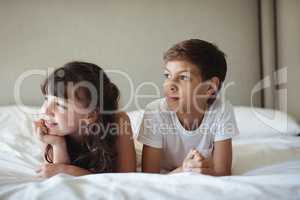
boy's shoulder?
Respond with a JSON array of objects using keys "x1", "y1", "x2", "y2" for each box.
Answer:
[
  {"x1": 144, "y1": 98, "x2": 169, "y2": 112},
  {"x1": 206, "y1": 98, "x2": 235, "y2": 122},
  {"x1": 143, "y1": 98, "x2": 173, "y2": 123}
]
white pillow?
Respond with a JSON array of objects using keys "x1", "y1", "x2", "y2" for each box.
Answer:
[
  {"x1": 234, "y1": 106, "x2": 300, "y2": 138},
  {"x1": 126, "y1": 107, "x2": 300, "y2": 139}
]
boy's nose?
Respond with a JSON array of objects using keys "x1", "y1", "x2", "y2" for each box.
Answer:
[
  {"x1": 170, "y1": 84, "x2": 177, "y2": 92},
  {"x1": 167, "y1": 81, "x2": 178, "y2": 93},
  {"x1": 164, "y1": 79, "x2": 179, "y2": 93}
]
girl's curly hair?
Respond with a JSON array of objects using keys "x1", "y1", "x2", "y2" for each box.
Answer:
[{"x1": 41, "y1": 61, "x2": 120, "y2": 173}]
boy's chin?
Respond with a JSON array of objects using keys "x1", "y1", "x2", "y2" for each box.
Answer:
[{"x1": 167, "y1": 102, "x2": 186, "y2": 113}]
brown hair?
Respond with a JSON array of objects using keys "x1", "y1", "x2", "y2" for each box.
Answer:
[
  {"x1": 163, "y1": 39, "x2": 227, "y2": 104},
  {"x1": 41, "y1": 61, "x2": 120, "y2": 173}
]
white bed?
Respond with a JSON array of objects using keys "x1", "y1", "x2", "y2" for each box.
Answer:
[{"x1": 0, "y1": 105, "x2": 300, "y2": 200}]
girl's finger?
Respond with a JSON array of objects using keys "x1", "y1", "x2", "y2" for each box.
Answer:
[{"x1": 35, "y1": 168, "x2": 41, "y2": 173}]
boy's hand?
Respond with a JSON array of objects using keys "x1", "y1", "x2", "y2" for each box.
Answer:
[
  {"x1": 34, "y1": 119, "x2": 65, "y2": 146},
  {"x1": 182, "y1": 149, "x2": 215, "y2": 175}
]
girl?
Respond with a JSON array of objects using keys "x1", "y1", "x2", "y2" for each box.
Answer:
[
  {"x1": 35, "y1": 61, "x2": 136, "y2": 178},
  {"x1": 137, "y1": 39, "x2": 239, "y2": 175}
]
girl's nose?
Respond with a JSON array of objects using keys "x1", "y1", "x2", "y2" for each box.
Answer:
[{"x1": 41, "y1": 101, "x2": 55, "y2": 117}]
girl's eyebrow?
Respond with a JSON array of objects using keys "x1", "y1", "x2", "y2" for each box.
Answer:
[{"x1": 55, "y1": 96, "x2": 68, "y2": 105}]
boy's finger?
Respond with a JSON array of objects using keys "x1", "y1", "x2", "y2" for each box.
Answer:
[
  {"x1": 187, "y1": 161, "x2": 200, "y2": 168},
  {"x1": 194, "y1": 152, "x2": 205, "y2": 161},
  {"x1": 198, "y1": 168, "x2": 214, "y2": 175},
  {"x1": 188, "y1": 167, "x2": 212, "y2": 174},
  {"x1": 186, "y1": 149, "x2": 195, "y2": 159},
  {"x1": 188, "y1": 167, "x2": 202, "y2": 173}
]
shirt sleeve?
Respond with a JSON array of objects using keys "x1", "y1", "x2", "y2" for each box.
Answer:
[
  {"x1": 136, "y1": 110, "x2": 163, "y2": 149},
  {"x1": 213, "y1": 102, "x2": 240, "y2": 142}
]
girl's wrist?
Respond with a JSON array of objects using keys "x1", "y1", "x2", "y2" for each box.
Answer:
[{"x1": 52, "y1": 138, "x2": 66, "y2": 147}]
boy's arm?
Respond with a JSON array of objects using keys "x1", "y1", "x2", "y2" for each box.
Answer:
[
  {"x1": 213, "y1": 139, "x2": 232, "y2": 176},
  {"x1": 142, "y1": 145, "x2": 161, "y2": 173},
  {"x1": 170, "y1": 138, "x2": 232, "y2": 176},
  {"x1": 169, "y1": 166, "x2": 183, "y2": 174}
]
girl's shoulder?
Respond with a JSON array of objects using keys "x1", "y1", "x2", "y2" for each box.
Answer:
[{"x1": 115, "y1": 112, "x2": 130, "y2": 123}]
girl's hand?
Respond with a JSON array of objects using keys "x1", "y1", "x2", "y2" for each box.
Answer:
[
  {"x1": 182, "y1": 149, "x2": 215, "y2": 175},
  {"x1": 36, "y1": 164, "x2": 91, "y2": 178},
  {"x1": 36, "y1": 163, "x2": 67, "y2": 178},
  {"x1": 34, "y1": 119, "x2": 65, "y2": 146}
]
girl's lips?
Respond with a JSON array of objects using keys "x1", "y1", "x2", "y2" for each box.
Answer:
[{"x1": 44, "y1": 121, "x2": 58, "y2": 129}]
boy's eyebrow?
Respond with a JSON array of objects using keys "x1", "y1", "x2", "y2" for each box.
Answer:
[{"x1": 165, "y1": 69, "x2": 192, "y2": 74}]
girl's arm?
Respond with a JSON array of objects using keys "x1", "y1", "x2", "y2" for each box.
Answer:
[
  {"x1": 52, "y1": 141, "x2": 71, "y2": 164},
  {"x1": 36, "y1": 163, "x2": 91, "y2": 178},
  {"x1": 142, "y1": 145, "x2": 161, "y2": 173},
  {"x1": 115, "y1": 112, "x2": 136, "y2": 172},
  {"x1": 35, "y1": 120, "x2": 70, "y2": 164},
  {"x1": 212, "y1": 138, "x2": 232, "y2": 176}
]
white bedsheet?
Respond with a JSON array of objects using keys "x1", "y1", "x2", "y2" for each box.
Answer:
[{"x1": 0, "y1": 106, "x2": 300, "y2": 200}]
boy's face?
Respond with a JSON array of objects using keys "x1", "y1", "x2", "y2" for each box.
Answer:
[{"x1": 163, "y1": 60, "x2": 211, "y2": 114}]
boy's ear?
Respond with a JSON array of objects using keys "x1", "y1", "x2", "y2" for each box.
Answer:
[{"x1": 207, "y1": 77, "x2": 220, "y2": 95}]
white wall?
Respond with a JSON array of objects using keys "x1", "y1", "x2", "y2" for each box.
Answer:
[
  {"x1": 277, "y1": 0, "x2": 300, "y2": 122},
  {"x1": 0, "y1": 0, "x2": 262, "y2": 111}
]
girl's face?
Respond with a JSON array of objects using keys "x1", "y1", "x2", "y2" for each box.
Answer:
[
  {"x1": 163, "y1": 60, "x2": 211, "y2": 114},
  {"x1": 40, "y1": 94, "x2": 90, "y2": 136}
]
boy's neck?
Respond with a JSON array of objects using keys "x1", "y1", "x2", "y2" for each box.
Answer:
[{"x1": 176, "y1": 106, "x2": 208, "y2": 131}]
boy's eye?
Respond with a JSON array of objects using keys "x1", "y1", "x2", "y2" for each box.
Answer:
[{"x1": 179, "y1": 75, "x2": 191, "y2": 81}]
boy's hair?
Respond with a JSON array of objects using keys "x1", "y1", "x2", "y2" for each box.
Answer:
[{"x1": 163, "y1": 39, "x2": 227, "y2": 90}]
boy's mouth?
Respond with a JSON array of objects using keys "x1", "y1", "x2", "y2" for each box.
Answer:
[{"x1": 167, "y1": 96, "x2": 180, "y2": 101}]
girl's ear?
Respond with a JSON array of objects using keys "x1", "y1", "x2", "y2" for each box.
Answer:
[
  {"x1": 86, "y1": 111, "x2": 100, "y2": 124},
  {"x1": 207, "y1": 77, "x2": 220, "y2": 96}
]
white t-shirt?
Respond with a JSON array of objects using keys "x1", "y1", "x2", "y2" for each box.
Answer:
[{"x1": 137, "y1": 98, "x2": 239, "y2": 172}]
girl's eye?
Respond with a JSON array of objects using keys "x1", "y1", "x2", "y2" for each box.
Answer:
[
  {"x1": 179, "y1": 75, "x2": 191, "y2": 81},
  {"x1": 56, "y1": 102, "x2": 67, "y2": 110}
]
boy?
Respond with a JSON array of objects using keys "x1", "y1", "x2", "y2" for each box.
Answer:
[{"x1": 137, "y1": 39, "x2": 239, "y2": 175}]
